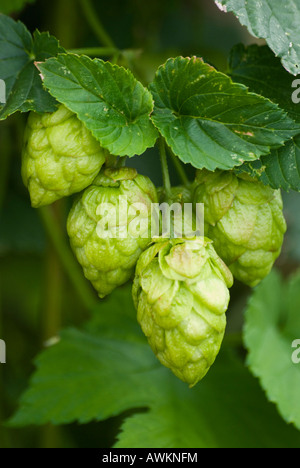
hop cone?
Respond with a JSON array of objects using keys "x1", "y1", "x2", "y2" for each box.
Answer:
[
  {"x1": 194, "y1": 169, "x2": 287, "y2": 287},
  {"x1": 67, "y1": 167, "x2": 158, "y2": 298},
  {"x1": 132, "y1": 237, "x2": 233, "y2": 386},
  {"x1": 22, "y1": 104, "x2": 106, "y2": 207}
]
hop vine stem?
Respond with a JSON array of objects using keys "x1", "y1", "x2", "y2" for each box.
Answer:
[
  {"x1": 75, "y1": 0, "x2": 145, "y2": 81},
  {"x1": 79, "y1": 0, "x2": 116, "y2": 49},
  {"x1": 158, "y1": 137, "x2": 172, "y2": 199},
  {"x1": 168, "y1": 148, "x2": 190, "y2": 188}
]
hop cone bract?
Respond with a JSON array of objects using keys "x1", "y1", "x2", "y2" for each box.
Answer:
[
  {"x1": 194, "y1": 170, "x2": 287, "y2": 287},
  {"x1": 132, "y1": 237, "x2": 233, "y2": 386},
  {"x1": 22, "y1": 105, "x2": 106, "y2": 207},
  {"x1": 67, "y1": 167, "x2": 158, "y2": 298}
]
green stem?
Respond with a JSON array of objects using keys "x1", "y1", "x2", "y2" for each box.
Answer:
[
  {"x1": 40, "y1": 424, "x2": 63, "y2": 449},
  {"x1": 111, "y1": 50, "x2": 121, "y2": 65},
  {"x1": 168, "y1": 149, "x2": 190, "y2": 188},
  {"x1": 38, "y1": 205, "x2": 97, "y2": 311},
  {"x1": 79, "y1": 0, "x2": 116, "y2": 48},
  {"x1": 68, "y1": 47, "x2": 118, "y2": 57},
  {"x1": 158, "y1": 138, "x2": 172, "y2": 198}
]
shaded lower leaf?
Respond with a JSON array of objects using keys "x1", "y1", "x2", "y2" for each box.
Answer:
[
  {"x1": 9, "y1": 327, "x2": 163, "y2": 426},
  {"x1": 115, "y1": 350, "x2": 300, "y2": 448},
  {"x1": 86, "y1": 286, "x2": 146, "y2": 343},
  {"x1": 9, "y1": 288, "x2": 300, "y2": 448},
  {"x1": 236, "y1": 136, "x2": 300, "y2": 192},
  {"x1": 229, "y1": 44, "x2": 300, "y2": 124},
  {"x1": 37, "y1": 54, "x2": 158, "y2": 157}
]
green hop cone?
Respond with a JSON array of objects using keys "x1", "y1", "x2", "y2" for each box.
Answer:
[
  {"x1": 22, "y1": 104, "x2": 106, "y2": 207},
  {"x1": 67, "y1": 167, "x2": 158, "y2": 298},
  {"x1": 132, "y1": 237, "x2": 233, "y2": 387},
  {"x1": 194, "y1": 169, "x2": 287, "y2": 287}
]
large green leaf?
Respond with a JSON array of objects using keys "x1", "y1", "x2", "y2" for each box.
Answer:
[
  {"x1": 9, "y1": 287, "x2": 300, "y2": 448},
  {"x1": 244, "y1": 270, "x2": 300, "y2": 430},
  {"x1": 8, "y1": 287, "x2": 163, "y2": 426},
  {"x1": 236, "y1": 136, "x2": 300, "y2": 192},
  {"x1": 149, "y1": 56, "x2": 300, "y2": 171},
  {"x1": 0, "y1": 0, "x2": 36, "y2": 14},
  {"x1": 0, "y1": 15, "x2": 64, "y2": 119},
  {"x1": 9, "y1": 328, "x2": 162, "y2": 426},
  {"x1": 37, "y1": 54, "x2": 158, "y2": 157},
  {"x1": 214, "y1": 0, "x2": 300, "y2": 76}
]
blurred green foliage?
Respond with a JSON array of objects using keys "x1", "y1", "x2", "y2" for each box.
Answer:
[{"x1": 1, "y1": 0, "x2": 299, "y2": 448}]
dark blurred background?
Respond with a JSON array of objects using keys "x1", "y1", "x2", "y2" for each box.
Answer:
[{"x1": 1, "y1": 0, "x2": 297, "y2": 448}]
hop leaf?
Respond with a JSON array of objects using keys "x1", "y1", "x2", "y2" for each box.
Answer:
[
  {"x1": 21, "y1": 105, "x2": 106, "y2": 207},
  {"x1": 132, "y1": 237, "x2": 233, "y2": 387},
  {"x1": 194, "y1": 170, "x2": 287, "y2": 287},
  {"x1": 67, "y1": 167, "x2": 158, "y2": 298}
]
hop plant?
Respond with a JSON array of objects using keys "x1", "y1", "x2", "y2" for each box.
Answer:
[
  {"x1": 156, "y1": 185, "x2": 203, "y2": 239},
  {"x1": 67, "y1": 167, "x2": 158, "y2": 298},
  {"x1": 157, "y1": 185, "x2": 194, "y2": 205},
  {"x1": 22, "y1": 104, "x2": 106, "y2": 208},
  {"x1": 132, "y1": 237, "x2": 233, "y2": 387},
  {"x1": 194, "y1": 169, "x2": 287, "y2": 287}
]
